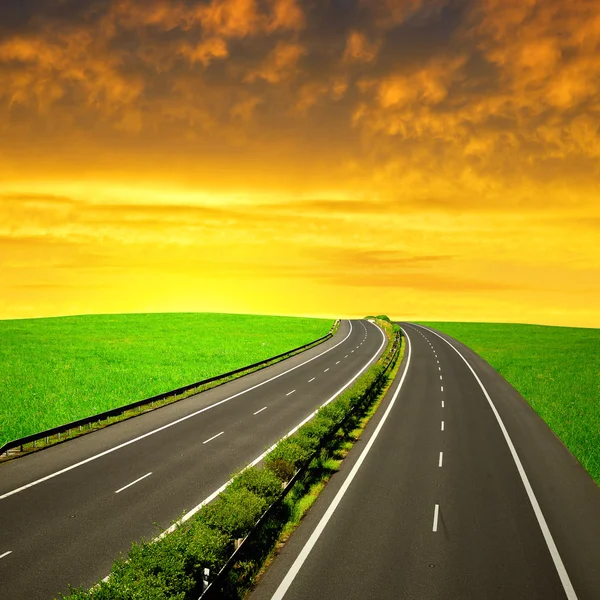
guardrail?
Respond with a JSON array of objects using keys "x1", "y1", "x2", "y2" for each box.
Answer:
[
  {"x1": 198, "y1": 328, "x2": 401, "y2": 598},
  {"x1": 0, "y1": 321, "x2": 340, "y2": 458}
]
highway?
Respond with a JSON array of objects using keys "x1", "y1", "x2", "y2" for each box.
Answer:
[
  {"x1": 0, "y1": 319, "x2": 387, "y2": 599},
  {"x1": 250, "y1": 323, "x2": 600, "y2": 600}
]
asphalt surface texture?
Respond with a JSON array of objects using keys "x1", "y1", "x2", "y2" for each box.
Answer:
[
  {"x1": 249, "y1": 323, "x2": 600, "y2": 600},
  {"x1": 0, "y1": 319, "x2": 387, "y2": 599}
]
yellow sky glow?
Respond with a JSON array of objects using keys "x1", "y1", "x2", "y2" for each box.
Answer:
[{"x1": 1, "y1": 0, "x2": 599, "y2": 326}]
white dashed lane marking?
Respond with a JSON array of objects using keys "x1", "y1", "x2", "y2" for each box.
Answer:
[
  {"x1": 203, "y1": 432, "x2": 224, "y2": 445},
  {"x1": 433, "y1": 504, "x2": 440, "y2": 532},
  {"x1": 115, "y1": 472, "x2": 153, "y2": 494}
]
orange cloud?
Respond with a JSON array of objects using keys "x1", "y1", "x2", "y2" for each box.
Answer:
[
  {"x1": 245, "y1": 41, "x2": 306, "y2": 83},
  {"x1": 343, "y1": 31, "x2": 380, "y2": 64},
  {"x1": 179, "y1": 37, "x2": 229, "y2": 66},
  {"x1": 194, "y1": 0, "x2": 305, "y2": 37},
  {"x1": 360, "y1": 0, "x2": 448, "y2": 30},
  {"x1": 295, "y1": 78, "x2": 348, "y2": 112}
]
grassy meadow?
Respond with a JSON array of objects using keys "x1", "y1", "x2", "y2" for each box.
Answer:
[
  {"x1": 419, "y1": 322, "x2": 600, "y2": 485},
  {"x1": 0, "y1": 313, "x2": 333, "y2": 447}
]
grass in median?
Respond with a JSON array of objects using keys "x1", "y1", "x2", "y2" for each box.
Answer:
[
  {"x1": 0, "y1": 312, "x2": 333, "y2": 447},
  {"x1": 418, "y1": 321, "x2": 600, "y2": 485}
]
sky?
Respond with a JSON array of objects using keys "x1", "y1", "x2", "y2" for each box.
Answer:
[{"x1": 1, "y1": 0, "x2": 599, "y2": 327}]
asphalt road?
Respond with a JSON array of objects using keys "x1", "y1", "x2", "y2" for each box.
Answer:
[
  {"x1": 0, "y1": 319, "x2": 387, "y2": 599},
  {"x1": 250, "y1": 323, "x2": 600, "y2": 600}
]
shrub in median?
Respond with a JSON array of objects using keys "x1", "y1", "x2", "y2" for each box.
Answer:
[
  {"x1": 60, "y1": 522, "x2": 229, "y2": 600},
  {"x1": 199, "y1": 487, "x2": 267, "y2": 540},
  {"x1": 297, "y1": 417, "x2": 333, "y2": 446},
  {"x1": 317, "y1": 402, "x2": 346, "y2": 425},
  {"x1": 265, "y1": 458, "x2": 296, "y2": 483},
  {"x1": 228, "y1": 467, "x2": 282, "y2": 505},
  {"x1": 264, "y1": 438, "x2": 313, "y2": 482}
]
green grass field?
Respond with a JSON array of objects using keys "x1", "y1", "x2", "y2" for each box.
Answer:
[
  {"x1": 419, "y1": 322, "x2": 600, "y2": 485},
  {"x1": 0, "y1": 313, "x2": 333, "y2": 447}
]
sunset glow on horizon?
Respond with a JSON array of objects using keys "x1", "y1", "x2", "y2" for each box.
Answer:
[{"x1": 1, "y1": 0, "x2": 600, "y2": 327}]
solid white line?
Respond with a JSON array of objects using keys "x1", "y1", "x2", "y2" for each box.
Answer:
[
  {"x1": 154, "y1": 320, "x2": 388, "y2": 544},
  {"x1": 0, "y1": 321, "x2": 356, "y2": 501},
  {"x1": 253, "y1": 407, "x2": 267, "y2": 415},
  {"x1": 441, "y1": 421, "x2": 445, "y2": 431},
  {"x1": 0, "y1": 551, "x2": 12, "y2": 560},
  {"x1": 411, "y1": 323, "x2": 578, "y2": 600},
  {"x1": 286, "y1": 390, "x2": 296, "y2": 396},
  {"x1": 433, "y1": 504, "x2": 440, "y2": 532},
  {"x1": 270, "y1": 326, "x2": 412, "y2": 600},
  {"x1": 115, "y1": 472, "x2": 152, "y2": 494},
  {"x1": 202, "y1": 431, "x2": 224, "y2": 444},
  {"x1": 439, "y1": 452, "x2": 443, "y2": 467},
  {"x1": 308, "y1": 377, "x2": 315, "y2": 382}
]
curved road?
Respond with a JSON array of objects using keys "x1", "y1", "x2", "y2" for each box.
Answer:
[
  {"x1": 0, "y1": 319, "x2": 387, "y2": 599},
  {"x1": 251, "y1": 323, "x2": 600, "y2": 600}
]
